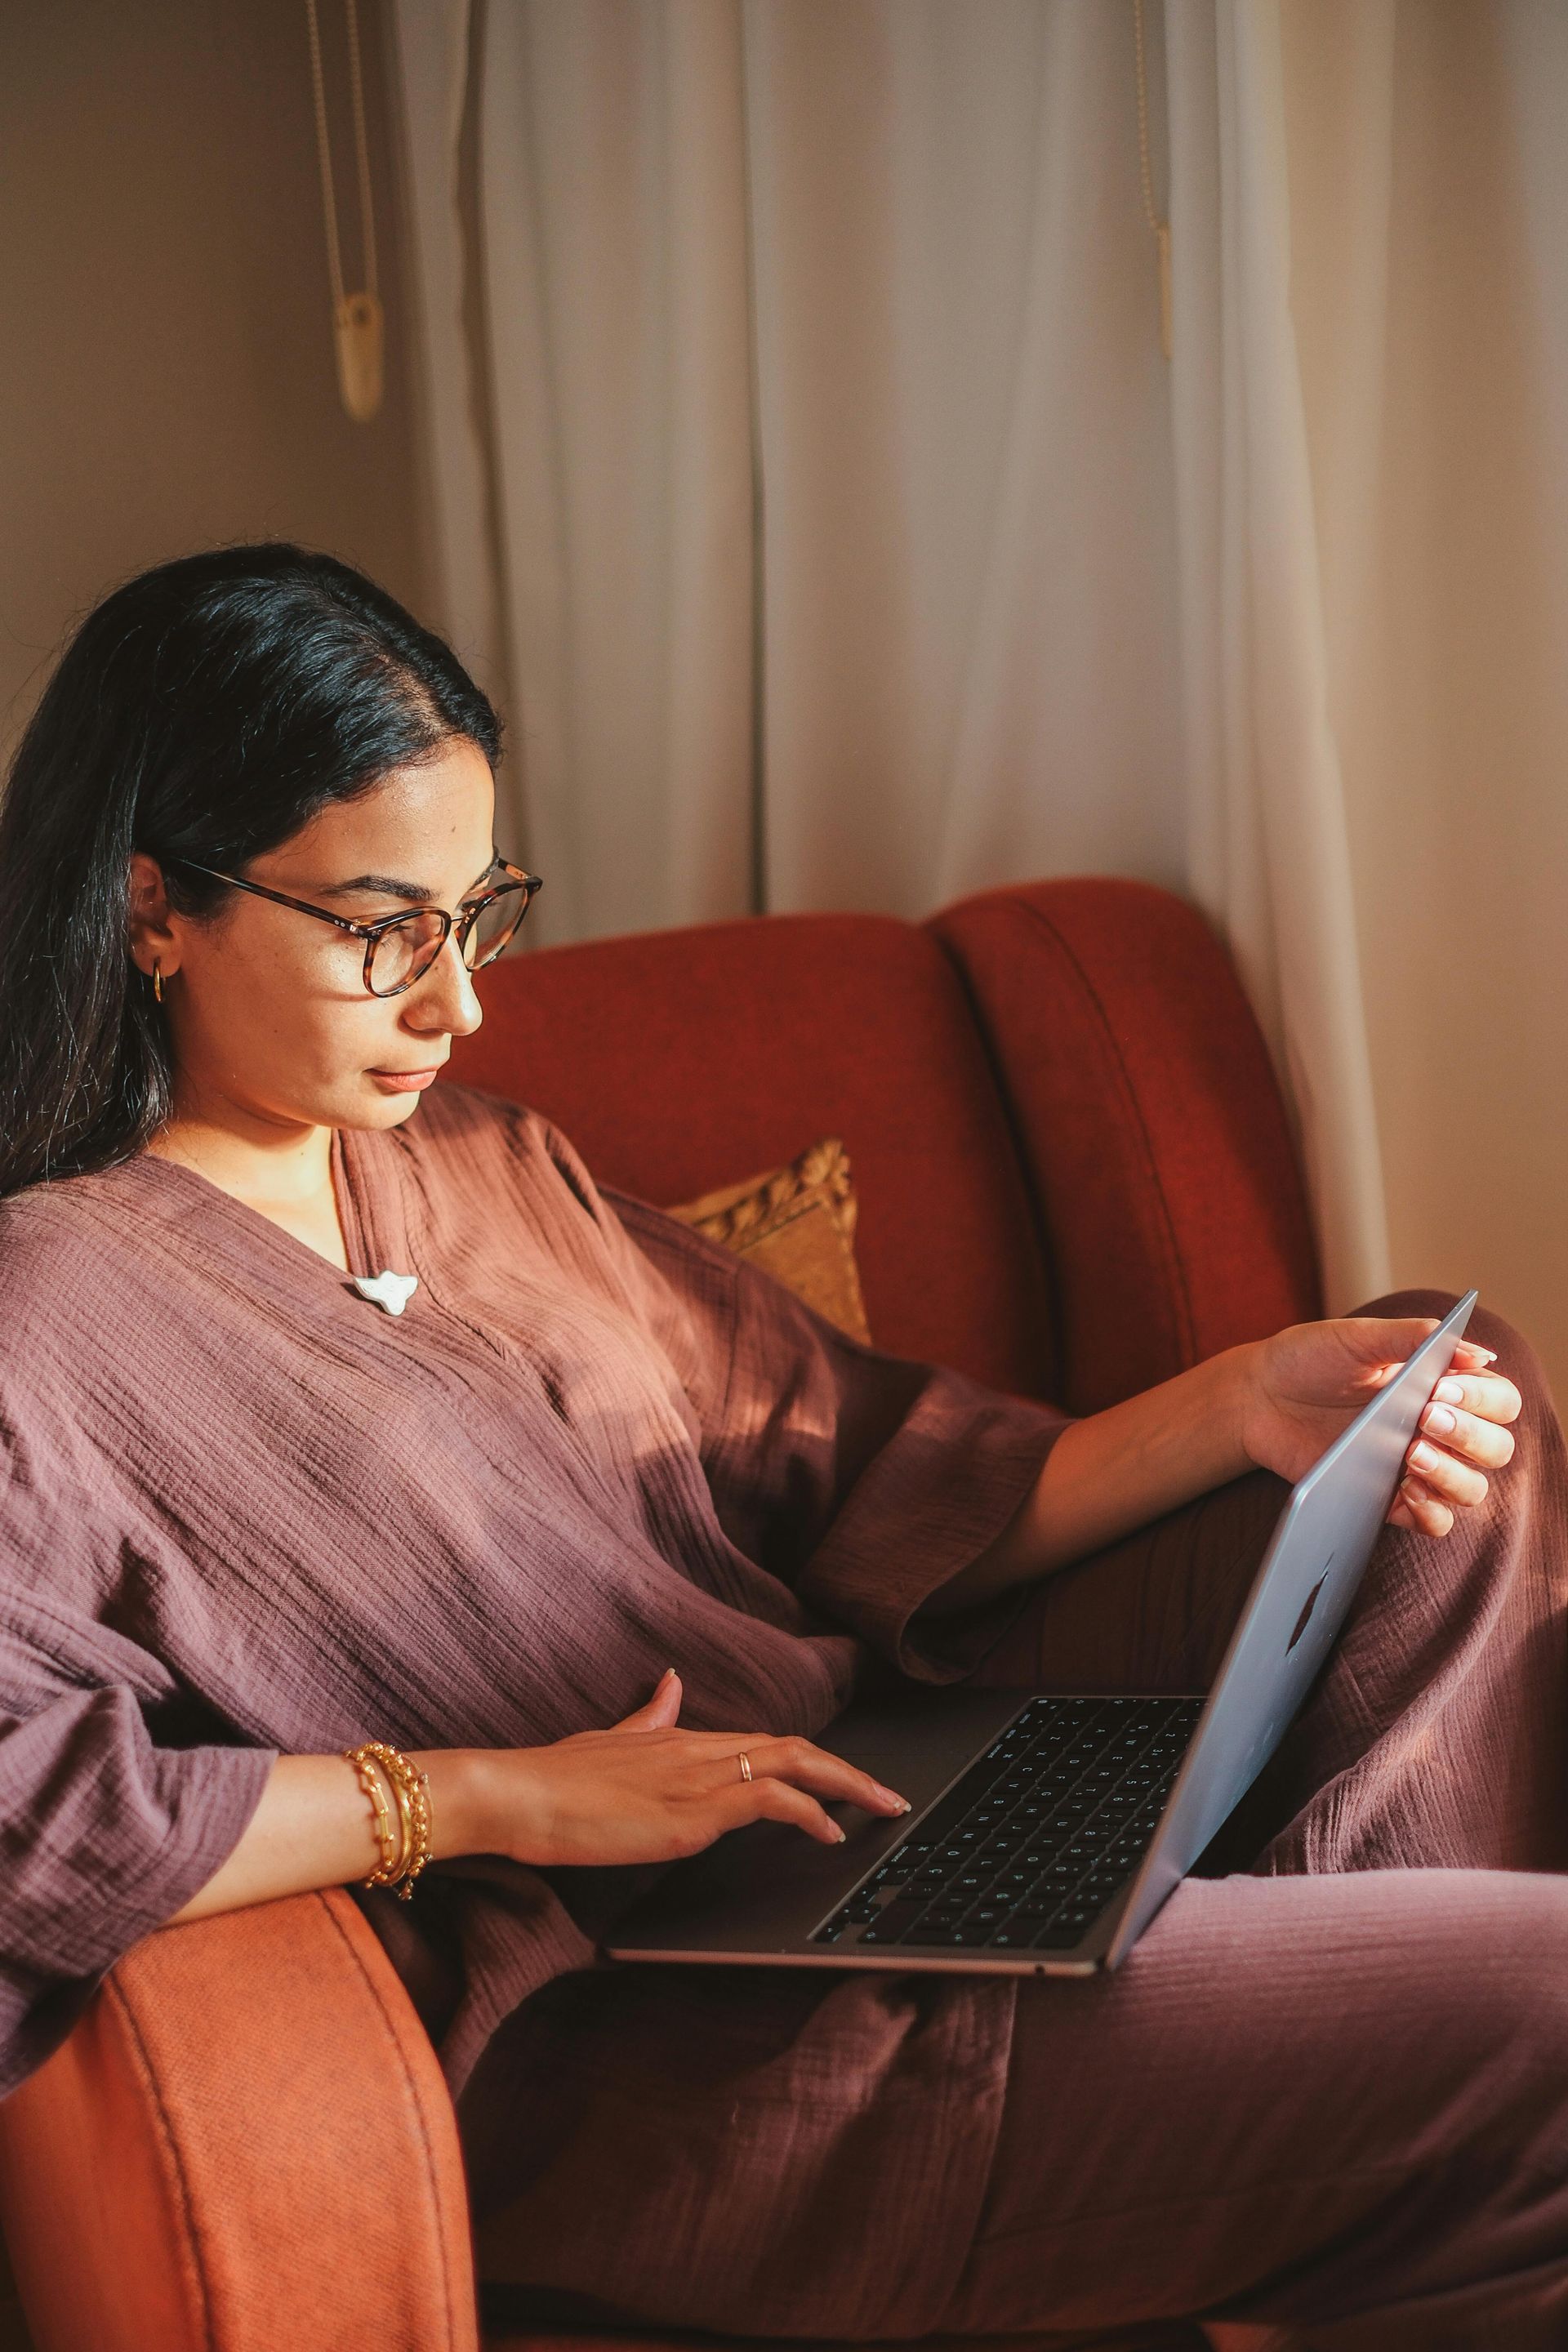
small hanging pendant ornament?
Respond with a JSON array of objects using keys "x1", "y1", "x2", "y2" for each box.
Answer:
[
  {"x1": 352, "y1": 1269, "x2": 419, "y2": 1316},
  {"x1": 334, "y1": 290, "x2": 385, "y2": 425},
  {"x1": 306, "y1": 0, "x2": 385, "y2": 422}
]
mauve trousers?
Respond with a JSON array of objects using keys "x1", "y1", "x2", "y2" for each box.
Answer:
[{"x1": 938, "y1": 1292, "x2": 1568, "y2": 2350}]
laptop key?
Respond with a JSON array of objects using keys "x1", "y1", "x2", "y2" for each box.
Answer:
[{"x1": 858, "y1": 1904, "x2": 928, "y2": 1944}]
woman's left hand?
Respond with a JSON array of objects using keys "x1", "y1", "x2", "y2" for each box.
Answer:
[{"x1": 1238, "y1": 1316, "x2": 1521, "y2": 1539}]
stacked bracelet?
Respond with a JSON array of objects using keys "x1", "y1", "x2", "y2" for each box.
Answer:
[
  {"x1": 344, "y1": 1740, "x2": 435, "y2": 1901},
  {"x1": 345, "y1": 1745, "x2": 399, "y2": 1885}
]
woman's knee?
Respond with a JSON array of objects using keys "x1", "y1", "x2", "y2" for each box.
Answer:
[{"x1": 1217, "y1": 1869, "x2": 1568, "y2": 2105}]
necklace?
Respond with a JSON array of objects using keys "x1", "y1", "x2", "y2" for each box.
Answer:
[{"x1": 305, "y1": 0, "x2": 384, "y2": 421}]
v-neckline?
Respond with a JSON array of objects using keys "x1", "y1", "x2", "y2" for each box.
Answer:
[
  {"x1": 335, "y1": 1123, "x2": 418, "y2": 1284},
  {"x1": 126, "y1": 1126, "x2": 414, "y2": 1294}
]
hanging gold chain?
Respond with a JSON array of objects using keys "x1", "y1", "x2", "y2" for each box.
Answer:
[
  {"x1": 305, "y1": 0, "x2": 384, "y2": 421},
  {"x1": 1133, "y1": 0, "x2": 1173, "y2": 362}
]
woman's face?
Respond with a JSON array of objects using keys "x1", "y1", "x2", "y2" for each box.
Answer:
[{"x1": 130, "y1": 737, "x2": 500, "y2": 1140}]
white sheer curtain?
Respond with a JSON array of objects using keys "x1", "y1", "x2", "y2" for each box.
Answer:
[
  {"x1": 390, "y1": 0, "x2": 1568, "y2": 1350},
  {"x1": 1164, "y1": 0, "x2": 1388, "y2": 1316}
]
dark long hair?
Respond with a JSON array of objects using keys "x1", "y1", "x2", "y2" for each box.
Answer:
[{"x1": 0, "y1": 545, "x2": 501, "y2": 1197}]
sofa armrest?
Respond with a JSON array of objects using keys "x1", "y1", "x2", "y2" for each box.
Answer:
[
  {"x1": 929, "y1": 880, "x2": 1321, "y2": 1415},
  {"x1": 0, "y1": 1889, "x2": 479, "y2": 2352}
]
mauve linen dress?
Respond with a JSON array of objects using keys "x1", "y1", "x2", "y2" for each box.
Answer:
[
  {"x1": 6, "y1": 1081, "x2": 1568, "y2": 2350},
  {"x1": 0, "y1": 1085, "x2": 1065, "y2": 2325}
]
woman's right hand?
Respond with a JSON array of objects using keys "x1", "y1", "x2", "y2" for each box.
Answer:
[
  {"x1": 167, "y1": 1672, "x2": 911, "y2": 1930},
  {"x1": 466, "y1": 1668, "x2": 913, "y2": 1869}
]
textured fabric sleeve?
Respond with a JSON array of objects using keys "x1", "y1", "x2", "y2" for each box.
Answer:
[
  {"x1": 0, "y1": 1425, "x2": 276, "y2": 2098},
  {"x1": 532, "y1": 1117, "x2": 1071, "y2": 1683}
]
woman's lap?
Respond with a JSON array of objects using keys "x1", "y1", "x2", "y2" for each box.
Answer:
[
  {"x1": 948, "y1": 1864, "x2": 1568, "y2": 2347},
  {"x1": 941, "y1": 1290, "x2": 1568, "y2": 2345},
  {"x1": 479, "y1": 1294, "x2": 1568, "y2": 2347}
]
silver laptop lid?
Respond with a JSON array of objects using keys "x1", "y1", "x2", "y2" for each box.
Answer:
[{"x1": 1103, "y1": 1290, "x2": 1478, "y2": 1967}]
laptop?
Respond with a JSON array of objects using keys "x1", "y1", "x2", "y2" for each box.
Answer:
[{"x1": 608, "y1": 1290, "x2": 1477, "y2": 1978}]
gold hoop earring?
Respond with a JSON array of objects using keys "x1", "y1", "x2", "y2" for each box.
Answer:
[{"x1": 153, "y1": 962, "x2": 163, "y2": 1004}]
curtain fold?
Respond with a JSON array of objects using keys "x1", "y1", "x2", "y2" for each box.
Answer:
[
  {"x1": 1165, "y1": 0, "x2": 1390, "y2": 1304},
  {"x1": 474, "y1": 0, "x2": 758, "y2": 946},
  {"x1": 390, "y1": 0, "x2": 504, "y2": 706},
  {"x1": 392, "y1": 1, "x2": 1564, "y2": 1334},
  {"x1": 741, "y1": 2, "x2": 1187, "y2": 922}
]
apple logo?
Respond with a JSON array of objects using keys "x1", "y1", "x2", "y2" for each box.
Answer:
[{"x1": 1287, "y1": 1571, "x2": 1330, "y2": 1654}]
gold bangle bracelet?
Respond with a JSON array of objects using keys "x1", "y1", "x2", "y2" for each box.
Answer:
[
  {"x1": 391, "y1": 1753, "x2": 434, "y2": 1902},
  {"x1": 385, "y1": 1757, "x2": 420, "y2": 1891},
  {"x1": 350, "y1": 1740, "x2": 434, "y2": 1901},
  {"x1": 344, "y1": 1746, "x2": 403, "y2": 1888}
]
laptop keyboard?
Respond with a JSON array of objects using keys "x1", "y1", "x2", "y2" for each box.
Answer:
[{"x1": 811, "y1": 1694, "x2": 1203, "y2": 1953}]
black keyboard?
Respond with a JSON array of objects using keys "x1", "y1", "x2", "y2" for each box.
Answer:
[{"x1": 812, "y1": 1694, "x2": 1203, "y2": 1953}]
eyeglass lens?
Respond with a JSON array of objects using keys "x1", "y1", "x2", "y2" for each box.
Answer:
[{"x1": 366, "y1": 884, "x2": 531, "y2": 996}]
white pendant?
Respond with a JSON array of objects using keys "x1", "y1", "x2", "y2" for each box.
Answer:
[{"x1": 352, "y1": 1269, "x2": 419, "y2": 1316}]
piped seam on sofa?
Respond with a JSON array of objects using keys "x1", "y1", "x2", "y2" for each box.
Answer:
[
  {"x1": 921, "y1": 923, "x2": 1065, "y2": 1406},
  {"x1": 934, "y1": 894, "x2": 1198, "y2": 1374},
  {"x1": 318, "y1": 1890, "x2": 470, "y2": 2352},
  {"x1": 103, "y1": 1972, "x2": 216, "y2": 2352}
]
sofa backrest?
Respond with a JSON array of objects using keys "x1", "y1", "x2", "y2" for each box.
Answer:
[
  {"x1": 448, "y1": 909, "x2": 1058, "y2": 1399},
  {"x1": 449, "y1": 879, "x2": 1321, "y2": 1411}
]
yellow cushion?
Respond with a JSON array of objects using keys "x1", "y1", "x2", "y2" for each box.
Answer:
[{"x1": 668, "y1": 1138, "x2": 871, "y2": 1345}]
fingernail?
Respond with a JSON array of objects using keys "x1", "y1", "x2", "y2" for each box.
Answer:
[
  {"x1": 1410, "y1": 1441, "x2": 1439, "y2": 1472},
  {"x1": 832, "y1": 1823, "x2": 847, "y2": 1842},
  {"x1": 1423, "y1": 1405, "x2": 1455, "y2": 1436},
  {"x1": 1435, "y1": 1379, "x2": 1463, "y2": 1404},
  {"x1": 875, "y1": 1784, "x2": 910, "y2": 1809}
]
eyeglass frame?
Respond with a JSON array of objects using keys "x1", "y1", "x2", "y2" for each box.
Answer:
[{"x1": 166, "y1": 852, "x2": 544, "y2": 998}]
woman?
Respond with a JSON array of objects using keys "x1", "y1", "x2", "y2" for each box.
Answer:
[{"x1": 0, "y1": 546, "x2": 1559, "y2": 2351}]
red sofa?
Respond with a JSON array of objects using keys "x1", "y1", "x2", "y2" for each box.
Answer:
[{"x1": 0, "y1": 878, "x2": 1318, "y2": 2352}]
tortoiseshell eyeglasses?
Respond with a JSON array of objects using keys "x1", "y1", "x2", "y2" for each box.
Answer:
[{"x1": 171, "y1": 853, "x2": 543, "y2": 998}]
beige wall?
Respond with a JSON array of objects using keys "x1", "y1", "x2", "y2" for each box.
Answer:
[
  {"x1": 1285, "y1": 0, "x2": 1568, "y2": 1403},
  {"x1": 0, "y1": 0, "x2": 429, "y2": 763}
]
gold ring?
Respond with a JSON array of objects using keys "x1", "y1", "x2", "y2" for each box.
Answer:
[{"x1": 737, "y1": 1751, "x2": 752, "y2": 1783}]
